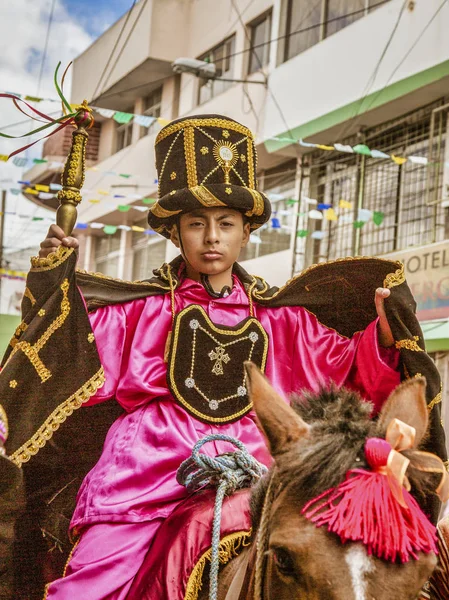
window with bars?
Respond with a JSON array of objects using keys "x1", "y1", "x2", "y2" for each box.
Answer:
[
  {"x1": 198, "y1": 36, "x2": 235, "y2": 105},
  {"x1": 284, "y1": 0, "x2": 391, "y2": 63},
  {"x1": 247, "y1": 11, "x2": 272, "y2": 74},
  {"x1": 115, "y1": 107, "x2": 134, "y2": 152},
  {"x1": 131, "y1": 218, "x2": 167, "y2": 280},
  {"x1": 94, "y1": 231, "x2": 122, "y2": 278},
  {"x1": 239, "y1": 160, "x2": 296, "y2": 262},
  {"x1": 299, "y1": 101, "x2": 449, "y2": 267},
  {"x1": 139, "y1": 87, "x2": 163, "y2": 138}
]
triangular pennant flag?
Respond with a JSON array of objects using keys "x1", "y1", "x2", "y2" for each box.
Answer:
[
  {"x1": 0, "y1": 155, "x2": 9, "y2": 162},
  {"x1": 144, "y1": 229, "x2": 156, "y2": 235},
  {"x1": 157, "y1": 118, "x2": 170, "y2": 126},
  {"x1": 113, "y1": 112, "x2": 133, "y2": 124},
  {"x1": 134, "y1": 115, "x2": 156, "y2": 128},
  {"x1": 316, "y1": 144, "x2": 334, "y2": 151},
  {"x1": 317, "y1": 203, "x2": 332, "y2": 210},
  {"x1": 334, "y1": 143, "x2": 354, "y2": 153},
  {"x1": 339, "y1": 199, "x2": 352, "y2": 209},
  {"x1": 142, "y1": 198, "x2": 156, "y2": 204},
  {"x1": 103, "y1": 225, "x2": 118, "y2": 235},
  {"x1": 38, "y1": 192, "x2": 54, "y2": 200},
  {"x1": 35, "y1": 184, "x2": 50, "y2": 192},
  {"x1": 308, "y1": 209, "x2": 323, "y2": 220},
  {"x1": 74, "y1": 223, "x2": 88, "y2": 229},
  {"x1": 299, "y1": 139, "x2": 318, "y2": 148},
  {"x1": 118, "y1": 225, "x2": 132, "y2": 231},
  {"x1": 118, "y1": 205, "x2": 131, "y2": 212},
  {"x1": 373, "y1": 211, "x2": 385, "y2": 226},
  {"x1": 311, "y1": 230, "x2": 325, "y2": 240},
  {"x1": 33, "y1": 159, "x2": 47, "y2": 164},
  {"x1": 296, "y1": 230, "x2": 309, "y2": 237},
  {"x1": 50, "y1": 183, "x2": 63, "y2": 191},
  {"x1": 391, "y1": 155, "x2": 407, "y2": 165},
  {"x1": 133, "y1": 206, "x2": 149, "y2": 212},
  {"x1": 303, "y1": 196, "x2": 317, "y2": 205},
  {"x1": 94, "y1": 107, "x2": 116, "y2": 119},
  {"x1": 353, "y1": 221, "x2": 365, "y2": 229},
  {"x1": 9, "y1": 188, "x2": 20, "y2": 195},
  {"x1": 131, "y1": 225, "x2": 145, "y2": 232},
  {"x1": 371, "y1": 149, "x2": 390, "y2": 159},
  {"x1": 325, "y1": 208, "x2": 338, "y2": 221},
  {"x1": 97, "y1": 190, "x2": 109, "y2": 195},
  {"x1": 89, "y1": 199, "x2": 100, "y2": 204},
  {"x1": 353, "y1": 144, "x2": 372, "y2": 156},
  {"x1": 408, "y1": 155, "x2": 428, "y2": 165},
  {"x1": 12, "y1": 157, "x2": 28, "y2": 167},
  {"x1": 119, "y1": 173, "x2": 132, "y2": 178},
  {"x1": 249, "y1": 234, "x2": 262, "y2": 244},
  {"x1": 24, "y1": 187, "x2": 39, "y2": 195},
  {"x1": 357, "y1": 208, "x2": 373, "y2": 222}
]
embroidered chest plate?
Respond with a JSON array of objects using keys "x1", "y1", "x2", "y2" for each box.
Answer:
[{"x1": 167, "y1": 305, "x2": 268, "y2": 424}]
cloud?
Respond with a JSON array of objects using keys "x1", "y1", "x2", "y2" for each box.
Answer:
[{"x1": 0, "y1": 0, "x2": 94, "y2": 135}]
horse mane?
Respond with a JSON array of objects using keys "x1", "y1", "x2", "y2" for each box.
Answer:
[{"x1": 251, "y1": 384, "x2": 437, "y2": 532}]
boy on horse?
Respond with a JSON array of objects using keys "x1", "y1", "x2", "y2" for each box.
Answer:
[{"x1": 1, "y1": 115, "x2": 445, "y2": 598}]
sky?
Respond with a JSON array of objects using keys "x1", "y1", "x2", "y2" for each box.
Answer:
[{"x1": 0, "y1": 0, "x2": 135, "y2": 256}]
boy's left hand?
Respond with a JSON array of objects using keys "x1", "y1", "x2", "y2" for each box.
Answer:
[{"x1": 375, "y1": 288, "x2": 395, "y2": 347}]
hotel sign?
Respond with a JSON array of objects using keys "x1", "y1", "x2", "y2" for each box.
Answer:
[{"x1": 383, "y1": 240, "x2": 449, "y2": 321}]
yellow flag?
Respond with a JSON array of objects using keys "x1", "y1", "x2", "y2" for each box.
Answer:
[
  {"x1": 131, "y1": 225, "x2": 145, "y2": 232},
  {"x1": 89, "y1": 199, "x2": 100, "y2": 204},
  {"x1": 35, "y1": 184, "x2": 50, "y2": 192},
  {"x1": 97, "y1": 190, "x2": 109, "y2": 195},
  {"x1": 317, "y1": 144, "x2": 334, "y2": 151},
  {"x1": 339, "y1": 200, "x2": 352, "y2": 209},
  {"x1": 0, "y1": 155, "x2": 8, "y2": 162},
  {"x1": 325, "y1": 208, "x2": 338, "y2": 221},
  {"x1": 24, "y1": 187, "x2": 39, "y2": 195},
  {"x1": 157, "y1": 118, "x2": 170, "y2": 126},
  {"x1": 391, "y1": 155, "x2": 407, "y2": 165}
]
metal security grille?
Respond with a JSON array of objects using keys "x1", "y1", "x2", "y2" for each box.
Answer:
[{"x1": 300, "y1": 100, "x2": 448, "y2": 268}]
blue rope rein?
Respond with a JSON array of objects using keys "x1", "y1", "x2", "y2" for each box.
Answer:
[{"x1": 177, "y1": 434, "x2": 268, "y2": 600}]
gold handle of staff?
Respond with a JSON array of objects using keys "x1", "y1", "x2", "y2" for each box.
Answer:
[{"x1": 56, "y1": 101, "x2": 94, "y2": 236}]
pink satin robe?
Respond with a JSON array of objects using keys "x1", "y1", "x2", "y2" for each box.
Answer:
[{"x1": 71, "y1": 275, "x2": 400, "y2": 532}]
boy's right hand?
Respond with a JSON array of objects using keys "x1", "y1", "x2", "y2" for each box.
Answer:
[{"x1": 39, "y1": 224, "x2": 79, "y2": 258}]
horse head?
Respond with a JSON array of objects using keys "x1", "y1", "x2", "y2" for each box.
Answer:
[{"x1": 243, "y1": 363, "x2": 445, "y2": 600}]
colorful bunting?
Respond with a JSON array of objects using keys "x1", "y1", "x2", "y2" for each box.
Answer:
[
  {"x1": 103, "y1": 225, "x2": 118, "y2": 235},
  {"x1": 373, "y1": 211, "x2": 385, "y2": 226},
  {"x1": 339, "y1": 200, "x2": 352, "y2": 209},
  {"x1": 308, "y1": 209, "x2": 323, "y2": 220},
  {"x1": 325, "y1": 208, "x2": 338, "y2": 221}
]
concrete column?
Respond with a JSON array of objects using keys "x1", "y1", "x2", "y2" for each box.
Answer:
[{"x1": 83, "y1": 234, "x2": 93, "y2": 271}]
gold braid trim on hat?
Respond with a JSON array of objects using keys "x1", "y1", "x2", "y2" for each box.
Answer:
[
  {"x1": 150, "y1": 203, "x2": 183, "y2": 219},
  {"x1": 184, "y1": 126, "x2": 198, "y2": 188},
  {"x1": 246, "y1": 189, "x2": 265, "y2": 217},
  {"x1": 156, "y1": 118, "x2": 254, "y2": 144},
  {"x1": 428, "y1": 387, "x2": 442, "y2": 413},
  {"x1": 190, "y1": 185, "x2": 227, "y2": 208}
]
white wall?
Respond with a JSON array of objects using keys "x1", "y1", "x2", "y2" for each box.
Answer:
[
  {"x1": 264, "y1": 0, "x2": 449, "y2": 140},
  {"x1": 240, "y1": 249, "x2": 291, "y2": 287}
]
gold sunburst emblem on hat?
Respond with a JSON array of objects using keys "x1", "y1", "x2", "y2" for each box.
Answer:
[{"x1": 213, "y1": 141, "x2": 238, "y2": 184}]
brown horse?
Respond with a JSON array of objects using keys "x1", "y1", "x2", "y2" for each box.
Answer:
[{"x1": 196, "y1": 364, "x2": 441, "y2": 600}]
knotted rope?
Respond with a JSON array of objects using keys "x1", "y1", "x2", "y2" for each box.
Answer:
[{"x1": 177, "y1": 434, "x2": 267, "y2": 600}]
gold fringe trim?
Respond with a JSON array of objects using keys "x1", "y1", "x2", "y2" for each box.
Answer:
[
  {"x1": 428, "y1": 387, "x2": 442, "y2": 413},
  {"x1": 395, "y1": 336, "x2": 424, "y2": 352},
  {"x1": 184, "y1": 529, "x2": 252, "y2": 600},
  {"x1": 30, "y1": 246, "x2": 74, "y2": 272},
  {"x1": 9, "y1": 366, "x2": 105, "y2": 467},
  {"x1": 23, "y1": 286, "x2": 37, "y2": 306},
  {"x1": 156, "y1": 117, "x2": 254, "y2": 144},
  {"x1": 383, "y1": 263, "x2": 405, "y2": 289}
]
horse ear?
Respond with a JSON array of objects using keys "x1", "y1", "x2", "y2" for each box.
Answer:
[
  {"x1": 244, "y1": 362, "x2": 309, "y2": 456},
  {"x1": 378, "y1": 377, "x2": 428, "y2": 447}
]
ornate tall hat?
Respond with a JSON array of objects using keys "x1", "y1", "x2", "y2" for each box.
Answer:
[{"x1": 148, "y1": 114, "x2": 271, "y2": 238}]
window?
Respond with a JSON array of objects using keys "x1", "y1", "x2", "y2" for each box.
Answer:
[
  {"x1": 139, "y1": 87, "x2": 163, "y2": 138},
  {"x1": 115, "y1": 107, "x2": 134, "y2": 152},
  {"x1": 239, "y1": 160, "x2": 296, "y2": 262},
  {"x1": 198, "y1": 36, "x2": 235, "y2": 105},
  {"x1": 283, "y1": 0, "x2": 391, "y2": 62},
  {"x1": 248, "y1": 11, "x2": 272, "y2": 74},
  {"x1": 94, "y1": 231, "x2": 122, "y2": 278},
  {"x1": 284, "y1": 0, "x2": 321, "y2": 61},
  {"x1": 325, "y1": 0, "x2": 366, "y2": 38},
  {"x1": 131, "y1": 219, "x2": 167, "y2": 280}
]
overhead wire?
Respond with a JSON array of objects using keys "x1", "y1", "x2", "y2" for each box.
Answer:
[
  {"x1": 91, "y1": 0, "x2": 138, "y2": 101},
  {"x1": 37, "y1": 0, "x2": 57, "y2": 97}
]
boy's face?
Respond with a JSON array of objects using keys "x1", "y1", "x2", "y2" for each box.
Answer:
[{"x1": 170, "y1": 207, "x2": 250, "y2": 276}]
